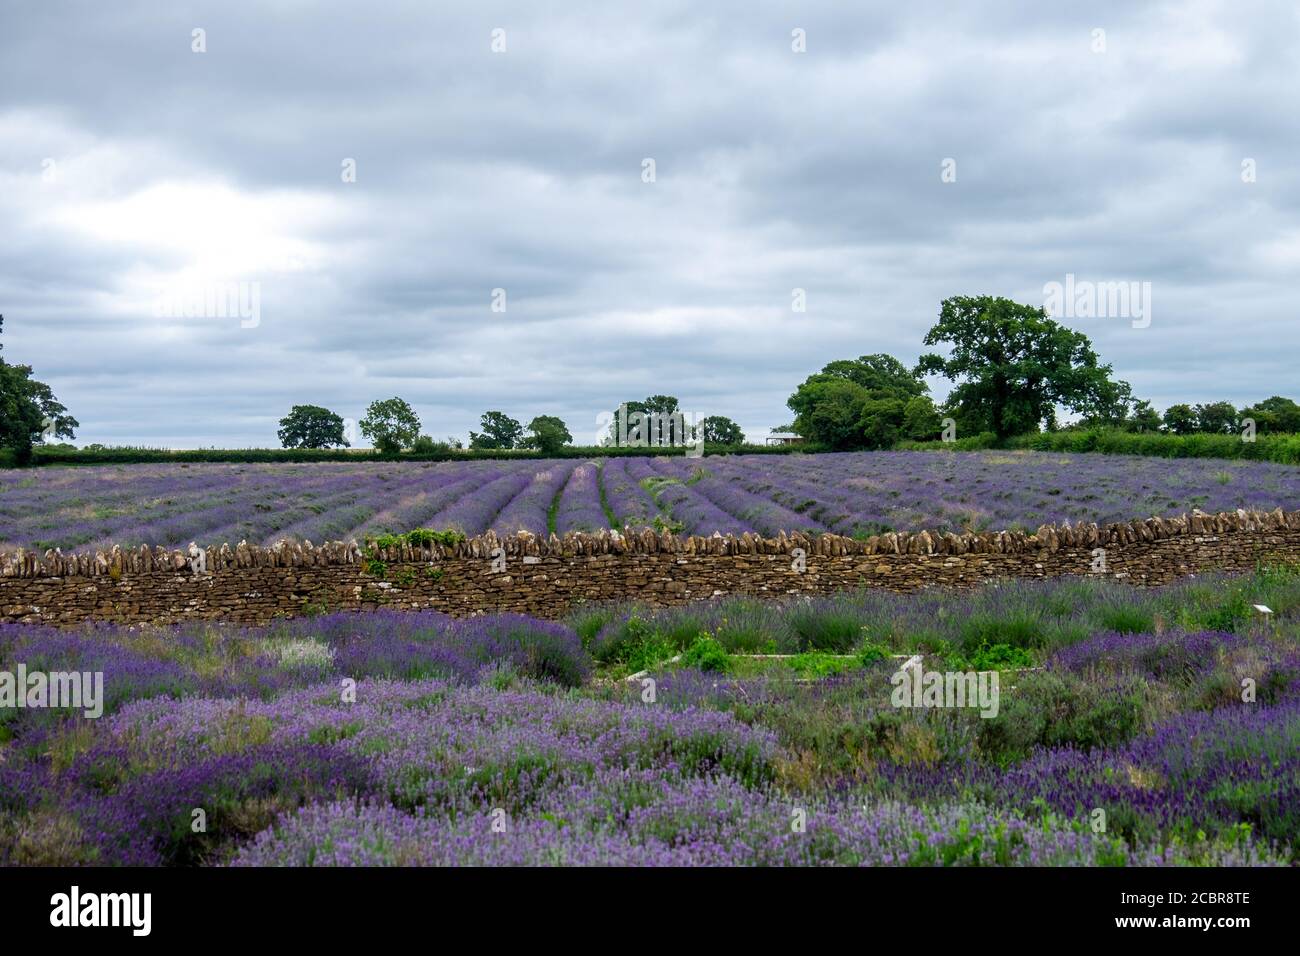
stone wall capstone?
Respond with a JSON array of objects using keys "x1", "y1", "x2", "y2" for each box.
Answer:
[{"x1": 1, "y1": 508, "x2": 1298, "y2": 625}]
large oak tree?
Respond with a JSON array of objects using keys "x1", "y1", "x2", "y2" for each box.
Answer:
[
  {"x1": 915, "y1": 296, "x2": 1125, "y2": 440},
  {"x1": 277, "y1": 405, "x2": 349, "y2": 448}
]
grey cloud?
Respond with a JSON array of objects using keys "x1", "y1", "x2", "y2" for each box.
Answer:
[{"x1": 1, "y1": 0, "x2": 1297, "y2": 448}]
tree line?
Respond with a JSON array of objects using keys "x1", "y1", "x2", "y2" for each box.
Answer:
[
  {"x1": 784, "y1": 295, "x2": 1300, "y2": 450},
  {"x1": 276, "y1": 398, "x2": 745, "y2": 454},
  {"x1": 3, "y1": 299, "x2": 1297, "y2": 461}
]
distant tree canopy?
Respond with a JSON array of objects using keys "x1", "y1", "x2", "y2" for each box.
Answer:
[
  {"x1": 522, "y1": 415, "x2": 572, "y2": 454},
  {"x1": 1241, "y1": 396, "x2": 1300, "y2": 434},
  {"x1": 1066, "y1": 380, "x2": 1166, "y2": 434},
  {"x1": 1159, "y1": 401, "x2": 1241, "y2": 436},
  {"x1": 469, "y1": 411, "x2": 524, "y2": 450},
  {"x1": 1127, "y1": 399, "x2": 1163, "y2": 433},
  {"x1": 775, "y1": 297, "x2": 1299, "y2": 445},
  {"x1": 410, "y1": 434, "x2": 462, "y2": 454},
  {"x1": 701, "y1": 415, "x2": 744, "y2": 445},
  {"x1": 277, "y1": 405, "x2": 349, "y2": 449},
  {"x1": 609, "y1": 395, "x2": 692, "y2": 446},
  {"x1": 608, "y1": 400, "x2": 646, "y2": 444},
  {"x1": 1162, "y1": 403, "x2": 1198, "y2": 436},
  {"x1": 1194, "y1": 401, "x2": 1239, "y2": 435},
  {"x1": 787, "y1": 354, "x2": 939, "y2": 450},
  {"x1": 360, "y1": 397, "x2": 421, "y2": 454},
  {"x1": 0, "y1": 314, "x2": 78, "y2": 463},
  {"x1": 916, "y1": 296, "x2": 1127, "y2": 440}
]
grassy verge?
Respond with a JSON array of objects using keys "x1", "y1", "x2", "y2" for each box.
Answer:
[{"x1": 595, "y1": 461, "x2": 620, "y2": 529}]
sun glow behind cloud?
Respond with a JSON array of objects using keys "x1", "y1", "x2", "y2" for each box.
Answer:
[
  {"x1": 54, "y1": 180, "x2": 338, "y2": 275},
  {"x1": 34, "y1": 177, "x2": 345, "y2": 337}
]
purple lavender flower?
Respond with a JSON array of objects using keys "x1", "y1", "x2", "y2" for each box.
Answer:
[{"x1": 554, "y1": 464, "x2": 610, "y2": 534}]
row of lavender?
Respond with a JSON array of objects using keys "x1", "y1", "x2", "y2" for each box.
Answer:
[
  {"x1": 0, "y1": 459, "x2": 613, "y2": 554},
  {"x1": 4, "y1": 451, "x2": 1300, "y2": 554}
]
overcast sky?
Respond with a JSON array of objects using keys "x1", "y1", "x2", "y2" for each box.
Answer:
[{"x1": 2, "y1": 1, "x2": 1297, "y2": 448}]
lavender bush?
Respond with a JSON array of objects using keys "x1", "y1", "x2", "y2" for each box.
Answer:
[
  {"x1": 231, "y1": 783, "x2": 1282, "y2": 867},
  {"x1": 2, "y1": 568, "x2": 1296, "y2": 867},
  {"x1": 554, "y1": 463, "x2": 610, "y2": 534}
]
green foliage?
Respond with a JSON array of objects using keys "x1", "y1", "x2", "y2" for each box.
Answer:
[
  {"x1": 681, "y1": 634, "x2": 730, "y2": 672},
  {"x1": 1162, "y1": 403, "x2": 1197, "y2": 435},
  {"x1": 0, "y1": 314, "x2": 78, "y2": 463},
  {"x1": 714, "y1": 619, "x2": 777, "y2": 654},
  {"x1": 625, "y1": 636, "x2": 677, "y2": 673},
  {"x1": 570, "y1": 606, "x2": 623, "y2": 652},
  {"x1": 468, "y1": 411, "x2": 524, "y2": 450},
  {"x1": 785, "y1": 605, "x2": 862, "y2": 652},
  {"x1": 360, "y1": 528, "x2": 464, "y2": 578},
  {"x1": 857, "y1": 642, "x2": 892, "y2": 665},
  {"x1": 522, "y1": 415, "x2": 572, "y2": 455},
  {"x1": 960, "y1": 642, "x2": 1035, "y2": 671},
  {"x1": 858, "y1": 396, "x2": 908, "y2": 449},
  {"x1": 900, "y1": 395, "x2": 943, "y2": 441},
  {"x1": 1193, "y1": 590, "x2": 1253, "y2": 633},
  {"x1": 895, "y1": 432, "x2": 1000, "y2": 452},
  {"x1": 958, "y1": 611, "x2": 1048, "y2": 655},
  {"x1": 1127, "y1": 399, "x2": 1163, "y2": 432},
  {"x1": 592, "y1": 615, "x2": 681, "y2": 672},
  {"x1": 481, "y1": 661, "x2": 520, "y2": 691},
  {"x1": 1195, "y1": 401, "x2": 1238, "y2": 435},
  {"x1": 410, "y1": 435, "x2": 460, "y2": 454},
  {"x1": 1071, "y1": 378, "x2": 1149, "y2": 431},
  {"x1": 791, "y1": 378, "x2": 868, "y2": 450},
  {"x1": 402, "y1": 528, "x2": 466, "y2": 548},
  {"x1": 15, "y1": 441, "x2": 823, "y2": 468},
  {"x1": 1002, "y1": 429, "x2": 1300, "y2": 465},
  {"x1": 975, "y1": 671, "x2": 1149, "y2": 766},
  {"x1": 906, "y1": 816, "x2": 1027, "y2": 867},
  {"x1": 608, "y1": 400, "x2": 649, "y2": 444},
  {"x1": 594, "y1": 462, "x2": 620, "y2": 529},
  {"x1": 607, "y1": 396, "x2": 699, "y2": 448},
  {"x1": 652, "y1": 515, "x2": 685, "y2": 534},
  {"x1": 277, "y1": 405, "x2": 348, "y2": 449},
  {"x1": 700, "y1": 415, "x2": 745, "y2": 445},
  {"x1": 915, "y1": 296, "x2": 1125, "y2": 440},
  {"x1": 1240, "y1": 395, "x2": 1300, "y2": 434},
  {"x1": 785, "y1": 651, "x2": 855, "y2": 679},
  {"x1": 1093, "y1": 604, "x2": 1155, "y2": 635},
  {"x1": 787, "y1": 354, "x2": 930, "y2": 451},
  {"x1": 546, "y1": 478, "x2": 564, "y2": 535},
  {"x1": 359, "y1": 397, "x2": 421, "y2": 455}
]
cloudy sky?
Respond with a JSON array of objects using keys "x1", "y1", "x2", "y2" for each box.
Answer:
[{"x1": 2, "y1": 1, "x2": 1297, "y2": 448}]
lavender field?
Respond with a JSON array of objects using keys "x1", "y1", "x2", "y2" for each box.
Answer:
[
  {"x1": 3, "y1": 450, "x2": 1299, "y2": 552},
  {"x1": 2, "y1": 569, "x2": 1296, "y2": 866}
]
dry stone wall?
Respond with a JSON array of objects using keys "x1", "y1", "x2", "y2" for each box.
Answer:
[{"x1": 2, "y1": 508, "x2": 1299, "y2": 626}]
